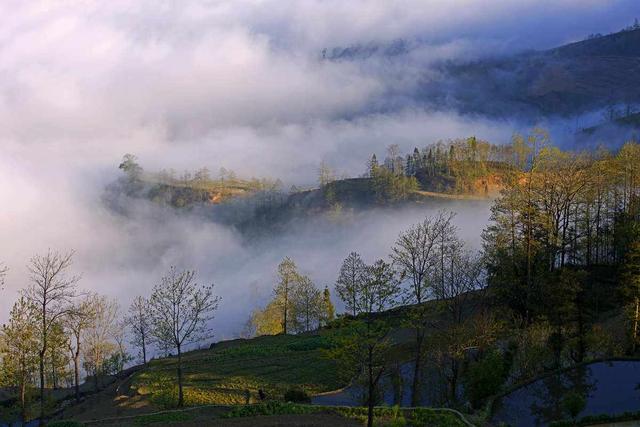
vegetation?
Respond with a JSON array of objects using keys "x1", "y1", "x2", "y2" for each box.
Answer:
[
  {"x1": 1, "y1": 136, "x2": 639, "y2": 426},
  {"x1": 148, "y1": 267, "x2": 220, "y2": 407}
]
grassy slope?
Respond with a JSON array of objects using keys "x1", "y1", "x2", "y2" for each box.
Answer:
[{"x1": 132, "y1": 334, "x2": 342, "y2": 406}]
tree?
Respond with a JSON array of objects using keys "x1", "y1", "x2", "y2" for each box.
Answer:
[
  {"x1": 336, "y1": 252, "x2": 367, "y2": 316},
  {"x1": 22, "y1": 250, "x2": 79, "y2": 424},
  {"x1": 250, "y1": 300, "x2": 284, "y2": 336},
  {"x1": 367, "y1": 154, "x2": 379, "y2": 177},
  {"x1": 0, "y1": 262, "x2": 7, "y2": 290},
  {"x1": 293, "y1": 276, "x2": 322, "y2": 332},
  {"x1": 330, "y1": 258, "x2": 399, "y2": 427},
  {"x1": 622, "y1": 241, "x2": 640, "y2": 352},
  {"x1": 83, "y1": 295, "x2": 120, "y2": 391},
  {"x1": 1, "y1": 298, "x2": 39, "y2": 422},
  {"x1": 149, "y1": 267, "x2": 220, "y2": 407},
  {"x1": 126, "y1": 296, "x2": 153, "y2": 365},
  {"x1": 391, "y1": 211, "x2": 455, "y2": 406},
  {"x1": 119, "y1": 154, "x2": 143, "y2": 182},
  {"x1": 321, "y1": 286, "x2": 335, "y2": 326},
  {"x1": 65, "y1": 294, "x2": 98, "y2": 402},
  {"x1": 273, "y1": 258, "x2": 301, "y2": 335},
  {"x1": 318, "y1": 161, "x2": 336, "y2": 187}
]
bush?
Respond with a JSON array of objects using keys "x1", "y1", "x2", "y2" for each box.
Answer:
[
  {"x1": 48, "y1": 422, "x2": 85, "y2": 427},
  {"x1": 464, "y1": 349, "x2": 508, "y2": 407},
  {"x1": 222, "y1": 401, "x2": 318, "y2": 418},
  {"x1": 284, "y1": 388, "x2": 310, "y2": 403},
  {"x1": 563, "y1": 391, "x2": 586, "y2": 421},
  {"x1": 134, "y1": 412, "x2": 194, "y2": 425}
]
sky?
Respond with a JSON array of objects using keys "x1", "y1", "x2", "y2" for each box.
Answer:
[{"x1": 0, "y1": 0, "x2": 638, "y2": 342}]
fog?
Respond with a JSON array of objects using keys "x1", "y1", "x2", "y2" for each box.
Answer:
[{"x1": 0, "y1": 1, "x2": 637, "y2": 340}]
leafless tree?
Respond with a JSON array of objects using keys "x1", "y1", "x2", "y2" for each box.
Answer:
[
  {"x1": 83, "y1": 295, "x2": 119, "y2": 391},
  {"x1": 149, "y1": 267, "x2": 220, "y2": 407},
  {"x1": 22, "y1": 249, "x2": 79, "y2": 423},
  {"x1": 390, "y1": 211, "x2": 455, "y2": 406},
  {"x1": 65, "y1": 294, "x2": 98, "y2": 402},
  {"x1": 126, "y1": 296, "x2": 153, "y2": 365}
]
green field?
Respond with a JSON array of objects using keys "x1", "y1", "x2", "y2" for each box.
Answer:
[{"x1": 132, "y1": 334, "x2": 342, "y2": 407}]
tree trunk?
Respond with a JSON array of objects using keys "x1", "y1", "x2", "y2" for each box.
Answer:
[
  {"x1": 142, "y1": 335, "x2": 147, "y2": 365},
  {"x1": 74, "y1": 341, "x2": 81, "y2": 403},
  {"x1": 633, "y1": 297, "x2": 639, "y2": 353},
  {"x1": 39, "y1": 349, "x2": 45, "y2": 426},
  {"x1": 20, "y1": 379, "x2": 27, "y2": 423},
  {"x1": 177, "y1": 344, "x2": 184, "y2": 407},
  {"x1": 367, "y1": 347, "x2": 374, "y2": 427},
  {"x1": 411, "y1": 328, "x2": 424, "y2": 407}
]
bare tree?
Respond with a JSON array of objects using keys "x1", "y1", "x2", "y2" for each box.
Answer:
[
  {"x1": 65, "y1": 294, "x2": 98, "y2": 402},
  {"x1": 293, "y1": 275, "x2": 322, "y2": 332},
  {"x1": 22, "y1": 249, "x2": 79, "y2": 424},
  {"x1": 126, "y1": 296, "x2": 153, "y2": 365},
  {"x1": 330, "y1": 258, "x2": 400, "y2": 427},
  {"x1": 335, "y1": 252, "x2": 367, "y2": 316},
  {"x1": 149, "y1": 267, "x2": 220, "y2": 407},
  {"x1": 83, "y1": 295, "x2": 119, "y2": 391},
  {"x1": 390, "y1": 211, "x2": 455, "y2": 406}
]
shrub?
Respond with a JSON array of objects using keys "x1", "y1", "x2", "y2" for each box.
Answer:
[
  {"x1": 464, "y1": 349, "x2": 508, "y2": 407},
  {"x1": 48, "y1": 422, "x2": 85, "y2": 427},
  {"x1": 284, "y1": 388, "x2": 310, "y2": 403},
  {"x1": 563, "y1": 391, "x2": 586, "y2": 422}
]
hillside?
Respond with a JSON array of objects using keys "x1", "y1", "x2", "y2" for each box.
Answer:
[{"x1": 328, "y1": 28, "x2": 640, "y2": 119}]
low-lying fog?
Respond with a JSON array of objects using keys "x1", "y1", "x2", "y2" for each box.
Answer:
[{"x1": 1, "y1": 0, "x2": 636, "y2": 342}]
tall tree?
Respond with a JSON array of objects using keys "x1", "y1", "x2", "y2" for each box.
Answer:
[
  {"x1": 391, "y1": 211, "x2": 455, "y2": 406},
  {"x1": 22, "y1": 250, "x2": 79, "y2": 424},
  {"x1": 83, "y1": 295, "x2": 119, "y2": 391},
  {"x1": 1, "y1": 298, "x2": 39, "y2": 422},
  {"x1": 65, "y1": 294, "x2": 98, "y2": 402},
  {"x1": 293, "y1": 276, "x2": 322, "y2": 332},
  {"x1": 622, "y1": 241, "x2": 640, "y2": 352},
  {"x1": 330, "y1": 258, "x2": 399, "y2": 427},
  {"x1": 273, "y1": 258, "x2": 301, "y2": 334},
  {"x1": 126, "y1": 296, "x2": 153, "y2": 365},
  {"x1": 149, "y1": 267, "x2": 220, "y2": 407},
  {"x1": 336, "y1": 252, "x2": 367, "y2": 317}
]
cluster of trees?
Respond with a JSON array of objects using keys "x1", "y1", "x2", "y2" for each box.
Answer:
[
  {"x1": 329, "y1": 211, "x2": 494, "y2": 427},
  {"x1": 248, "y1": 258, "x2": 335, "y2": 336},
  {"x1": 0, "y1": 252, "x2": 220, "y2": 423},
  {"x1": 484, "y1": 135, "x2": 640, "y2": 365},
  {"x1": 366, "y1": 138, "x2": 518, "y2": 194}
]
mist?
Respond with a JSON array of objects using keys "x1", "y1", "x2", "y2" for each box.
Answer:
[{"x1": 1, "y1": 0, "x2": 638, "y2": 341}]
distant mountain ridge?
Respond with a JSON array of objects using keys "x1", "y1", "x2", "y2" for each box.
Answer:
[{"x1": 325, "y1": 29, "x2": 640, "y2": 120}]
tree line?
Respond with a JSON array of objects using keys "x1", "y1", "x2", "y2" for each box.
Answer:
[{"x1": 0, "y1": 252, "x2": 220, "y2": 423}]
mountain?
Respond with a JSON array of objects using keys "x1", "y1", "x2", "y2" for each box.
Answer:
[{"x1": 327, "y1": 29, "x2": 640, "y2": 120}]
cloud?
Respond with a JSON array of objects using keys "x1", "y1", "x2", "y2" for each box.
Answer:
[{"x1": 0, "y1": 0, "x2": 636, "y2": 342}]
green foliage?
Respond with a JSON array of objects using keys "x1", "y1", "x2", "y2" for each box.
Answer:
[
  {"x1": 371, "y1": 167, "x2": 418, "y2": 203},
  {"x1": 47, "y1": 421, "x2": 85, "y2": 427},
  {"x1": 133, "y1": 333, "x2": 340, "y2": 407},
  {"x1": 133, "y1": 412, "x2": 194, "y2": 425},
  {"x1": 283, "y1": 387, "x2": 310, "y2": 403},
  {"x1": 222, "y1": 401, "x2": 319, "y2": 418},
  {"x1": 550, "y1": 410, "x2": 640, "y2": 427},
  {"x1": 562, "y1": 391, "x2": 587, "y2": 421},
  {"x1": 463, "y1": 350, "x2": 509, "y2": 407}
]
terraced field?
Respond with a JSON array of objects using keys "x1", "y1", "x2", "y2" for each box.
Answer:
[{"x1": 132, "y1": 334, "x2": 342, "y2": 407}]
